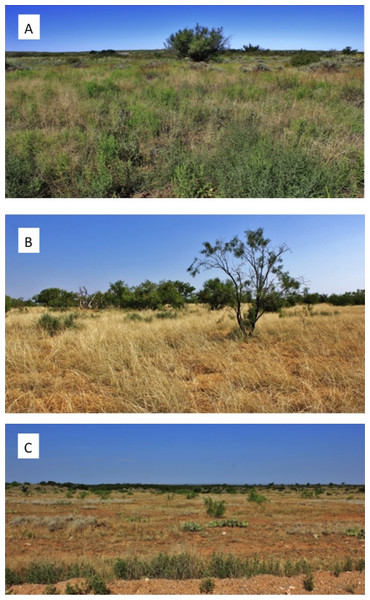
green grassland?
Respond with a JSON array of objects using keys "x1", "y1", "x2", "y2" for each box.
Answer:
[{"x1": 6, "y1": 50, "x2": 364, "y2": 198}]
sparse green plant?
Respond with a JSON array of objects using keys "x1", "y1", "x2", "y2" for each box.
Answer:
[
  {"x1": 65, "y1": 582, "x2": 84, "y2": 595},
  {"x1": 86, "y1": 575, "x2": 110, "y2": 595},
  {"x1": 303, "y1": 573, "x2": 314, "y2": 591},
  {"x1": 204, "y1": 497, "x2": 226, "y2": 518},
  {"x1": 248, "y1": 487, "x2": 267, "y2": 504},
  {"x1": 344, "y1": 527, "x2": 365, "y2": 538},
  {"x1": 199, "y1": 577, "x2": 215, "y2": 594}
]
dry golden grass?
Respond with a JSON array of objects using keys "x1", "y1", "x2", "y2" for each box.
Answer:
[{"x1": 5, "y1": 304, "x2": 364, "y2": 413}]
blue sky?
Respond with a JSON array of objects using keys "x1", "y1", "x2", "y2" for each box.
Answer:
[
  {"x1": 6, "y1": 215, "x2": 364, "y2": 299},
  {"x1": 6, "y1": 5, "x2": 364, "y2": 52},
  {"x1": 5, "y1": 425, "x2": 364, "y2": 485}
]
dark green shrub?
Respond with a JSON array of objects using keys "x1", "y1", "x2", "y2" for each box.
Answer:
[
  {"x1": 38, "y1": 313, "x2": 62, "y2": 336},
  {"x1": 65, "y1": 582, "x2": 84, "y2": 594},
  {"x1": 166, "y1": 24, "x2": 228, "y2": 62},
  {"x1": 291, "y1": 52, "x2": 320, "y2": 67},
  {"x1": 199, "y1": 578, "x2": 215, "y2": 594}
]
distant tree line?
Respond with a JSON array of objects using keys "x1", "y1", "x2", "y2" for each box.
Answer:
[
  {"x1": 5, "y1": 283, "x2": 365, "y2": 313},
  {"x1": 5, "y1": 481, "x2": 364, "y2": 494}
]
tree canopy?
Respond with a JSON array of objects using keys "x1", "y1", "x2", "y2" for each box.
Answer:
[
  {"x1": 165, "y1": 24, "x2": 229, "y2": 61},
  {"x1": 188, "y1": 228, "x2": 301, "y2": 336}
]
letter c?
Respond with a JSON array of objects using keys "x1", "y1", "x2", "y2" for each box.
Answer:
[{"x1": 25, "y1": 443, "x2": 32, "y2": 453}]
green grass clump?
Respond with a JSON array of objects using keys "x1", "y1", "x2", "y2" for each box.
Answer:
[
  {"x1": 18, "y1": 561, "x2": 95, "y2": 584},
  {"x1": 199, "y1": 578, "x2": 215, "y2": 594},
  {"x1": 7, "y1": 553, "x2": 363, "y2": 586},
  {"x1": 204, "y1": 497, "x2": 226, "y2": 518},
  {"x1": 5, "y1": 567, "x2": 21, "y2": 586}
]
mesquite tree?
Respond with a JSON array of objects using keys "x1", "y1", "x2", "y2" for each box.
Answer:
[{"x1": 188, "y1": 228, "x2": 301, "y2": 336}]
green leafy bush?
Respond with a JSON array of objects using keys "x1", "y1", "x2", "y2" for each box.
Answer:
[
  {"x1": 248, "y1": 488, "x2": 267, "y2": 504},
  {"x1": 204, "y1": 497, "x2": 226, "y2": 518}
]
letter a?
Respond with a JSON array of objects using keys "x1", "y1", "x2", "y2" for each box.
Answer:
[{"x1": 24, "y1": 24, "x2": 33, "y2": 34}]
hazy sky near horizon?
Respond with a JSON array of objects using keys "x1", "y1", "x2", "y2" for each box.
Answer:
[
  {"x1": 6, "y1": 425, "x2": 364, "y2": 485},
  {"x1": 6, "y1": 215, "x2": 364, "y2": 299},
  {"x1": 6, "y1": 5, "x2": 364, "y2": 52}
]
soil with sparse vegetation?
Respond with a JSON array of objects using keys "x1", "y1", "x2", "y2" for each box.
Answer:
[{"x1": 5, "y1": 483, "x2": 365, "y2": 594}]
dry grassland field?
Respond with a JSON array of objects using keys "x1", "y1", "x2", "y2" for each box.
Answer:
[
  {"x1": 5, "y1": 50, "x2": 364, "y2": 198},
  {"x1": 5, "y1": 484, "x2": 365, "y2": 595},
  {"x1": 5, "y1": 304, "x2": 364, "y2": 413}
]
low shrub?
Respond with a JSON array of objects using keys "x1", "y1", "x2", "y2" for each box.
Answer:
[
  {"x1": 291, "y1": 52, "x2": 321, "y2": 67},
  {"x1": 204, "y1": 497, "x2": 226, "y2": 518},
  {"x1": 248, "y1": 488, "x2": 267, "y2": 504},
  {"x1": 37, "y1": 313, "x2": 79, "y2": 336}
]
